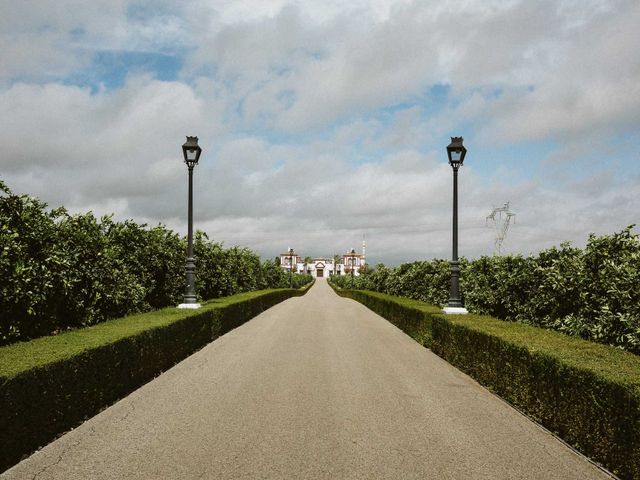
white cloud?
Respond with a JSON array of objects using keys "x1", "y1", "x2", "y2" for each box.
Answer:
[
  {"x1": 1, "y1": 0, "x2": 639, "y2": 265},
  {"x1": 0, "y1": 0, "x2": 192, "y2": 84},
  {"x1": 0, "y1": 76, "x2": 215, "y2": 217},
  {"x1": 1, "y1": 1, "x2": 124, "y2": 80},
  {"x1": 180, "y1": 0, "x2": 640, "y2": 145}
]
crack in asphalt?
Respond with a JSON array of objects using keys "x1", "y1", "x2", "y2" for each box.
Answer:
[
  {"x1": 28, "y1": 419, "x2": 99, "y2": 479},
  {"x1": 118, "y1": 401, "x2": 136, "y2": 424},
  {"x1": 30, "y1": 438, "x2": 81, "y2": 480}
]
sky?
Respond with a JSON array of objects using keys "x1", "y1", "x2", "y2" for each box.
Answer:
[{"x1": 1, "y1": 0, "x2": 639, "y2": 265}]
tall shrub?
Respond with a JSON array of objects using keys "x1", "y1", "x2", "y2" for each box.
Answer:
[
  {"x1": 104, "y1": 220, "x2": 184, "y2": 309},
  {"x1": 0, "y1": 182, "x2": 64, "y2": 342},
  {"x1": 52, "y1": 213, "x2": 145, "y2": 329},
  {"x1": 334, "y1": 227, "x2": 640, "y2": 353},
  {"x1": 0, "y1": 180, "x2": 312, "y2": 346},
  {"x1": 553, "y1": 227, "x2": 640, "y2": 351}
]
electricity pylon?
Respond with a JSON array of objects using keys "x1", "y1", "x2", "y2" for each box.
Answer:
[{"x1": 486, "y1": 202, "x2": 516, "y2": 255}]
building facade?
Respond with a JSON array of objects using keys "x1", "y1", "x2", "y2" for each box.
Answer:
[{"x1": 279, "y1": 242, "x2": 366, "y2": 278}]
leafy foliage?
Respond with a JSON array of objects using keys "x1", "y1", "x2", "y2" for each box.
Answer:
[
  {"x1": 330, "y1": 227, "x2": 640, "y2": 353},
  {"x1": 0, "y1": 181, "x2": 312, "y2": 345}
]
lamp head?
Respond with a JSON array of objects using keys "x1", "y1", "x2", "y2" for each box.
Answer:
[
  {"x1": 182, "y1": 136, "x2": 202, "y2": 167},
  {"x1": 446, "y1": 137, "x2": 467, "y2": 168}
]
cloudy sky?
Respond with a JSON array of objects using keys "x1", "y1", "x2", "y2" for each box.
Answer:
[{"x1": 1, "y1": 0, "x2": 639, "y2": 265}]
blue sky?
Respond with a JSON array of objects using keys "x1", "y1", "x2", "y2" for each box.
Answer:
[
  {"x1": 65, "y1": 51, "x2": 185, "y2": 91},
  {"x1": 1, "y1": 0, "x2": 638, "y2": 265}
]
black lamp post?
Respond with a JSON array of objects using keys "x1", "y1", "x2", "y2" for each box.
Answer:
[
  {"x1": 178, "y1": 136, "x2": 202, "y2": 309},
  {"x1": 444, "y1": 137, "x2": 468, "y2": 314},
  {"x1": 349, "y1": 248, "x2": 356, "y2": 288},
  {"x1": 288, "y1": 248, "x2": 294, "y2": 288}
]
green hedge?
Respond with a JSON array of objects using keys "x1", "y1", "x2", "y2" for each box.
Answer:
[
  {"x1": 0, "y1": 285, "x2": 311, "y2": 473},
  {"x1": 0, "y1": 179, "x2": 314, "y2": 346},
  {"x1": 332, "y1": 286, "x2": 640, "y2": 480},
  {"x1": 330, "y1": 227, "x2": 640, "y2": 354}
]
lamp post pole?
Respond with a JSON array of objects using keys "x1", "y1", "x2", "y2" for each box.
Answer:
[
  {"x1": 350, "y1": 248, "x2": 356, "y2": 288},
  {"x1": 444, "y1": 137, "x2": 468, "y2": 314},
  {"x1": 178, "y1": 136, "x2": 202, "y2": 309},
  {"x1": 289, "y1": 248, "x2": 294, "y2": 288},
  {"x1": 185, "y1": 163, "x2": 196, "y2": 301}
]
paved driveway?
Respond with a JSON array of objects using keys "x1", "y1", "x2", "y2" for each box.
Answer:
[{"x1": 2, "y1": 279, "x2": 612, "y2": 479}]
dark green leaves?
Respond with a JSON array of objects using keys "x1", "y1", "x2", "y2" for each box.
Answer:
[
  {"x1": 331, "y1": 227, "x2": 640, "y2": 353},
  {"x1": 0, "y1": 180, "x2": 312, "y2": 346}
]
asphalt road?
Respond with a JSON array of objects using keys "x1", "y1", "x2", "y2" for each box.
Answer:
[{"x1": 3, "y1": 279, "x2": 612, "y2": 479}]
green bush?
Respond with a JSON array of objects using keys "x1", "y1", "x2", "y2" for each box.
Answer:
[
  {"x1": 0, "y1": 180, "x2": 313, "y2": 345},
  {"x1": 53, "y1": 213, "x2": 147, "y2": 330},
  {"x1": 329, "y1": 272, "x2": 373, "y2": 291},
  {"x1": 332, "y1": 227, "x2": 640, "y2": 353},
  {"x1": 0, "y1": 286, "x2": 310, "y2": 473},
  {"x1": 104, "y1": 219, "x2": 184, "y2": 309},
  {"x1": 333, "y1": 286, "x2": 640, "y2": 479},
  {"x1": 0, "y1": 181, "x2": 72, "y2": 341},
  {"x1": 330, "y1": 260, "x2": 451, "y2": 306}
]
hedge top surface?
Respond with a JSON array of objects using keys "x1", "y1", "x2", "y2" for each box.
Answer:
[
  {"x1": 0, "y1": 288, "x2": 297, "y2": 380},
  {"x1": 440, "y1": 312, "x2": 640, "y2": 391}
]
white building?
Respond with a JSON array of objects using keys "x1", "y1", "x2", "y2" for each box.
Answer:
[{"x1": 279, "y1": 242, "x2": 366, "y2": 278}]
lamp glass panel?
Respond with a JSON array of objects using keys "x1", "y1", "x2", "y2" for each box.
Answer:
[
  {"x1": 450, "y1": 149, "x2": 462, "y2": 162},
  {"x1": 186, "y1": 149, "x2": 198, "y2": 161}
]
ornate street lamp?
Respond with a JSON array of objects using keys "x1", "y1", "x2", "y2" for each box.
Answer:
[
  {"x1": 349, "y1": 248, "x2": 356, "y2": 288},
  {"x1": 178, "y1": 136, "x2": 202, "y2": 309},
  {"x1": 443, "y1": 137, "x2": 469, "y2": 314},
  {"x1": 288, "y1": 248, "x2": 294, "y2": 288}
]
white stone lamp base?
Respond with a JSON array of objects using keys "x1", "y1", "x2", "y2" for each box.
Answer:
[
  {"x1": 442, "y1": 307, "x2": 469, "y2": 315},
  {"x1": 177, "y1": 303, "x2": 202, "y2": 309}
]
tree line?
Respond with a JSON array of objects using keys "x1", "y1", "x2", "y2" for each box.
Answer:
[
  {"x1": 0, "y1": 180, "x2": 311, "y2": 345},
  {"x1": 331, "y1": 226, "x2": 640, "y2": 354}
]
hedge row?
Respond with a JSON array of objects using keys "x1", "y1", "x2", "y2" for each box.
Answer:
[
  {"x1": 0, "y1": 284, "x2": 312, "y2": 473},
  {"x1": 330, "y1": 227, "x2": 640, "y2": 354},
  {"x1": 0, "y1": 179, "x2": 313, "y2": 345},
  {"x1": 332, "y1": 286, "x2": 640, "y2": 480}
]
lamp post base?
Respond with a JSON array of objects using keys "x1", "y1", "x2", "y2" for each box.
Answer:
[
  {"x1": 177, "y1": 303, "x2": 202, "y2": 309},
  {"x1": 442, "y1": 306, "x2": 469, "y2": 315}
]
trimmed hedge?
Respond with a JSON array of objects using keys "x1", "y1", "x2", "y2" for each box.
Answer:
[
  {"x1": 0, "y1": 284, "x2": 311, "y2": 473},
  {"x1": 332, "y1": 286, "x2": 640, "y2": 480}
]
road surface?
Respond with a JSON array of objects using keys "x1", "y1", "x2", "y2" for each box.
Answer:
[{"x1": 2, "y1": 278, "x2": 612, "y2": 479}]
